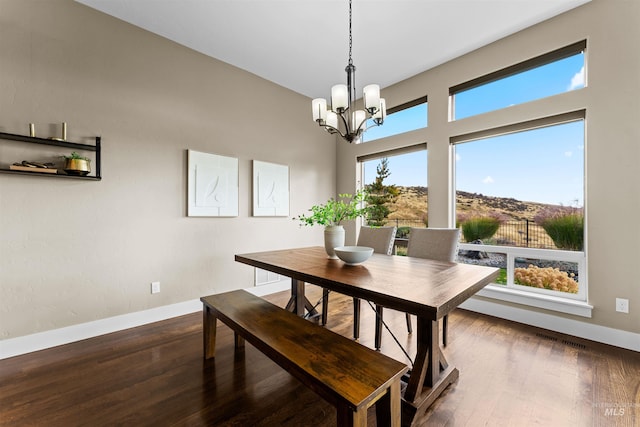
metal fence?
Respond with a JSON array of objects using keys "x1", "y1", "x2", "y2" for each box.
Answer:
[{"x1": 380, "y1": 218, "x2": 557, "y2": 249}]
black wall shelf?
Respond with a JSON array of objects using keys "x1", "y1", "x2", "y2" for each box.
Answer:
[{"x1": 0, "y1": 131, "x2": 102, "y2": 180}]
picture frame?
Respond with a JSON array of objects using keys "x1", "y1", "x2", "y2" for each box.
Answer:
[
  {"x1": 252, "y1": 160, "x2": 289, "y2": 217},
  {"x1": 187, "y1": 150, "x2": 239, "y2": 217}
]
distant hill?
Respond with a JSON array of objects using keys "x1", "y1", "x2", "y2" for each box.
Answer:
[{"x1": 387, "y1": 186, "x2": 556, "y2": 222}]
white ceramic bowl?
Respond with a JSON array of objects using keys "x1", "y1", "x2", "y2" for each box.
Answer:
[{"x1": 334, "y1": 246, "x2": 374, "y2": 265}]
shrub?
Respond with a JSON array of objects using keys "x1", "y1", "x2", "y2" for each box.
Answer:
[
  {"x1": 396, "y1": 226, "x2": 411, "y2": 239},
  {"x1": 514, "y1": 265, "x2": 578, "y2": 293},
  {"x1": 535, "y1": 207, "x2": 584, "y2": 251},
  {"x1": 458, "y1": 213, "x2": 505, "y2": 242}
]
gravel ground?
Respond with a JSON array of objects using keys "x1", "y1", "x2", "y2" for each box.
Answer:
[{"x1": 457, "y1": 250, "x2": 579, "y2": 277}]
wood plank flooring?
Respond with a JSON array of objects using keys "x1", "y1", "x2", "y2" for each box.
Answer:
[{"x1": 1, "y1": 285, "x2": 638, "y2": 426}]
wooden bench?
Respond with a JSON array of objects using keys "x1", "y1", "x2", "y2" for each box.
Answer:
[{"x1": 201, "y1": 290, "x2": 408, "y2": 427}]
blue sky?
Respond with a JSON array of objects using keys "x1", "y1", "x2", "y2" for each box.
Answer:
[{"x1": 363, "y1": 53, "x2": 585, "y2": 207}]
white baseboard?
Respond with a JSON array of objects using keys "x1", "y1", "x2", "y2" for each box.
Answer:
[
  {"x1": 0, "y1": 283, "x2": 293, "y2": 360},
  {"x1": 245, "y1": 279, "x2": 290, "y2": 297},
  {"x1": 2, "y1": 285, "x2": 636, "y2": 360},
  {"x1": 460, "y1": 297, "x2": 639, "y2": 352},
  {"x1": 0, "y1": 299, "x2": 202, "y2": 360}
]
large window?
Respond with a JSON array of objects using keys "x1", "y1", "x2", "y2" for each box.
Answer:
[
  {"x1": 453, "y1": 113, "x2": 587, "y2": 308},
  {"x1": 362, "y1": 97, "x2": 427, "y2": 142},
  {"x1": 350, "y1": 41, "x2": 590, "y2": 316},
  {"x1": 451, "y1": 41, "x2": 586, "y2": 120}
]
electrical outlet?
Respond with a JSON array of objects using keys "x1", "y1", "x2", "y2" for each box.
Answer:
[
  {"x1": 615, "y1": 298, "x2": 629, "y2": 313},
  {"x1": 151, "y1": 281, "x2": 161, "y2": 294}
]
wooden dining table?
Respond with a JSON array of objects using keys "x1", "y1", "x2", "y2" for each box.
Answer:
[{"x1": 235, "y1": 246, "x2": 499, "y2": 427}]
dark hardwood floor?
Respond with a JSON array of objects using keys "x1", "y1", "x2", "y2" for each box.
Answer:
[{"x1": 1, "y1": 286, "x2": 638, "y2": 426}]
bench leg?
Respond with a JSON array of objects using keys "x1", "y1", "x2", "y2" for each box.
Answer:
[
  {"x1": 336, "y1": 403, "x2": 366, "y2": 427},
  {"x1": 203, "y1": 305, "x2": 217, "y2": 359},
  {"x1": 375, "y1": 381, "x2": 402, "y2": 427}
]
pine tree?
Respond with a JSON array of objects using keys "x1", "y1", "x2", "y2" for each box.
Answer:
[{"x1": 365, "y1": 158, "x2": 398, "y2": 226}]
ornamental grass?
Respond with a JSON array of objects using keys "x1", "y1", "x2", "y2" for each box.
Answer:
[
  {"x1": 457, "y1": 212, "x2": 506, "y2": 242},
  {"x1": 514, "y1": 265, "x2": 578, "y2": 293},
  {"x1": 534, "y1": 206, "x2": 584, "y2": 251}
]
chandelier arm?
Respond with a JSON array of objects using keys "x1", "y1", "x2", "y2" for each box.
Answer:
[{"x1": 321, "y1": 122, "x2": 348, "y2": 139}]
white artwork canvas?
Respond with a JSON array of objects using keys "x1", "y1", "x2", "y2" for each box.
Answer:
[
  {"x1": 252, "y1": 160, "x2": 289, "y2": 217},
  {"x1": 188, "y1": 150, "x2": 238, "y2": 217}
]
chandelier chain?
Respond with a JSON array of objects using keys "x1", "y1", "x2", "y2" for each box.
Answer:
[
  {"x1": 311, "y1": 0, "x2": 385, "y2": 143},
  {"x1": 348, "y1": 0, "x2": 353, "y2": 65}
]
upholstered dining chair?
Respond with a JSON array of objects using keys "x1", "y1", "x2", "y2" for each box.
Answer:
[
  {"x1": 374, "y1": 227, "x2": 461, "y2": 350},
  {"x1": 322, "y1": 226, "x2": 397, "y2": 340}
]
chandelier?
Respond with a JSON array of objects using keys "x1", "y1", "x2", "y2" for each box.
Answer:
[{"x1": 311, "y1": 0, "x2": 386, "y2": 143}]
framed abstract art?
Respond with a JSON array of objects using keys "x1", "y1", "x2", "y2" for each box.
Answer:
[
  {"x1": 252, "y1": 160, "x2": 289, "y2": 217},
  {"x1": 187, "y1": 150, "x2": 239, "y2": 217}
]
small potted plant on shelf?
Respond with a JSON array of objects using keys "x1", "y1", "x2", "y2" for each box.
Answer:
[
  {"x1": 294, "y1": 190, "x2": 369, "y2": 258},
  {"x1": 63, "y1": 151, "x2": 91, "y2": 176}
]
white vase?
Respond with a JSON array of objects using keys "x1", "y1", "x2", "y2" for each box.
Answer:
[{"x1": 324, "y1": 225, "x2": 345, "y2": 259}]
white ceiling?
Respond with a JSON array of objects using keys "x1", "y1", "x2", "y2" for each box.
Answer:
[{"x1": 76, "y1": 0, "x2": 590, "y2": 99}]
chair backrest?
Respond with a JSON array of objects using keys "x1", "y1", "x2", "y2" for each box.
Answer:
[
  {"x1": 406, "y1": 228, "x2": 460, "y2": 262},
  {"x1": 357, "y1": 226, "x2": 397, "y2": 255}
]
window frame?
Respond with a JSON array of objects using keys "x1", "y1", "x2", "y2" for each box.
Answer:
[
  {"x1": 450, "y1": 110, "x2": 589, "y2": 316},
  {"x1": 449, "y1": 40, "x2": 586, "y2": 121},
  {"x1": 361, "y1": 96, "x2": 428, "y2": 143}
]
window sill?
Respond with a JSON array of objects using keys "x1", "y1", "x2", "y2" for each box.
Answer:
[{"x1": 476, "y1": 284, "x2": 593, "y2": 318}]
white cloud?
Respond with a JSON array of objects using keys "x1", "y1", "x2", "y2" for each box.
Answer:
[
  {"x1": 568, "y1": 66, "x2": 585, "y2": 90},
  {"x1": 565, "y1": 151, "x2": 573, "y2": 157},
  {"x1": 482, "y1": 176, "x2": 494, "y2": 184},
  {"x1": 455, "y1": 153, "x2": 461, "y2": 162}
]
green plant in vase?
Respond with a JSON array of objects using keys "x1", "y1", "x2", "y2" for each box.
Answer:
[
  {"x1": 294, "y1": 191, "x2": 369, "y2": 258},
  {"x1": 63, "y1": 151, "x2": 91, "y2": 176}
]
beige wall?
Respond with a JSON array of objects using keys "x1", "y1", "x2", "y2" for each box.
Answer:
[
  {"x1": 1, "y1": 0, "x2": 637, "y2": 343},
  {"x1": 0, "y1": 0, "x2": 335, "y2": 339},
  {"x1": 338, "y1": 0, "x2": 639, "y2": 334}
]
